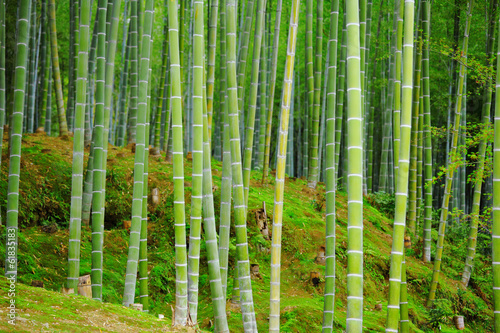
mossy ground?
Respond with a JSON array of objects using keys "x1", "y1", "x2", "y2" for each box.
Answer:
[{"x1": 0, "y1": 133, "x2": 494, "y2": 332}]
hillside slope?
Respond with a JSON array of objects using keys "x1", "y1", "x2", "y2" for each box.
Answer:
[{"x1": 0, "y1": 133, "x2": 494, "y2": 332}]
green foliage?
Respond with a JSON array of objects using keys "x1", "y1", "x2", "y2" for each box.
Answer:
[
  {"x1": 366, "y1": 191, "x2": 396, "y2": 218},
  {"x1": 426, "y1": 299, "x2": 453, "y2": 330}
]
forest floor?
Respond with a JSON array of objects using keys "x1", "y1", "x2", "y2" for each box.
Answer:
[{"x1": 0, "y1": 133, "x2": 494, "y2": 332}]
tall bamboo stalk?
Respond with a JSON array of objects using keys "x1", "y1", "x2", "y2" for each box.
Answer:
[
  {"x1": 322, "y1": 1, "x2": 339, "y2": 331},
  {"x1": 268, "y1": 1, "x2": 300, "y2": 330},
  {"x1": 4, "y1": 0, "x2": 31, "y2": 280},
  {"x1": 122, "y1": 0, "x2": 154, "y2": 308},
  {"x1": 66, "y1": 0, "x2": 91, "y2": 292},
  {"x1": 492, "y1": 10, "x2": 500, "y2": 331},
  {"x1": 127, "y1": 0, "x2": 139, "y2": 145},
  {"x1": 345, "y1": 0, "x2": 364, "y2": 330},
  {"x1": 187, "y1": 0, "x2": 205, "y2": 321},
  {"x1": 226, "y1": 0, "x2": 257, "y2": 329},
  {"x1": 385, "y1": 0, "x2": 415, "y2": 330},
  {"x1": 242, "y1": 0, "x2": 267, "y2": 206},
  {"x1": 90, "y1": 0, "x2": 108, "y2": 300},
  {"x1": 393, "y1": 0, "x2": 404, "y2": 182},
  {"x1": 307, "y1": 0, "x2": 323, "y2": 188},
  {"x1": 236, "y1": 0, "x2": 255, "y2": 144},
  {"x1": 218, "y1": 0, "x2": 232, "y2": 301},
  {"x1": 261, "y1": 0, "x2": 282, "y2": 183},
  {"x1": 167, "y1": 0, "x2": 188, "y2": 325},
  {"x1": 427, "y1": 0, "x2": 473, "y2": 307},
  {"x1": 461, "y1": 6, "x2": 497, "y2": 286},
  {"x1": 48, "y1": 0, "x2": 68, "y2": 136},
  {"x1": 206, "y1": 0, "x2": 218, "y2": 140},
  {"x1": 422, "y1": 0, "x2": 432, "y2": 263}
]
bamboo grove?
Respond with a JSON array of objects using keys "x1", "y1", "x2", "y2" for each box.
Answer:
[{"x1": 3, "y1": 0, "x2": 500, "y2": 331}]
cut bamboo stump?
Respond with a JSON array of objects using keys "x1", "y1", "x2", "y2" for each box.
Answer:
[
  {"x1": 151, "y1": 188, "x2": 160, "y2": 207},
  {"x1": 310, "y1": 271, "x2": 321, "y2": 287},
  {"x1": 453, "y1": 316, "x2": 465, "y2": 330},
  {"x1": 315, "y1": 245, "x2": 326, "y2": 265},
  {"x1": 251, "y1": 264, "x2": 262, "y2": 279},
  {"x1": 130, "y1": 303, "x2": 143, "y2": 311},
  {"x1": 61, "y1": 287, "x2": 74, "y2": 295},
  {"x1": 78, "y1": 275, "x2": 92, "y2": 298},
  {"x1": 404, "y1": 236, "x2": 412, "y2": 249},
  {"x1": 255, "y1": 201, "x2": 269, "y2": 239}
]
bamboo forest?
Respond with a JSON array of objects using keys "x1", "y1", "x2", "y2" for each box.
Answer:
[{"x1": 4, "y1": 0, "x2": 500, "y2": 331}]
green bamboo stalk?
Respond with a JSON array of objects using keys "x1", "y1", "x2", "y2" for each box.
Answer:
[
  {"x1": 335, "y1": 10, "x2": 346, "y2": 176},
  {"x1": 416, "y1": 86, "x2": 424, "y2": 235},
  {"x1": 256, "y1": 28, "x2": 268, "y2": 171},
  {"x1": 307, "y1": 0, "x2": 323, "y2": 188},
  {"x1": 84, "y1": 17, "x2": 99, "y2": 147},
  {"x1": 48, "y1": 0, "x2": 68, "y2": 137},
  {"x1": 123, "y1": 0, "x2": 154, "y2": 308},
  {"x1": 492, "y1": 10, "x2": 500, "y2": 331},
  {"x1": 0, "y1": 0, "x2": 5, "y2": 204},
  {"x1": 236, "y1": 0, "x2": 255, "y2": 143},
  {"x1": 304, "y1": 0, "x2": 314, "y2": 182},
  {"x1": 66, "y1": 0, "x2": 91, "y2": 292},
  {"x1": 151, "y1": 18, "x2": 169, "y2": 154},
  {"x1": 461, "y1": 8, "x2": 497, "y2": 286},
  {"x1": 380, "y1": 1, "x2": 398, "y2": 193},
  {"x1": 385, "y1": 0, "x2": 415, "y2": 330},
  {"x1": 46, "y1": 53, "x2": 53, "y2": 135},
  {"x1": 422, "y1": 0, "x2": 432, "y2": 263},
  {"x1": 322, "y1": 1, "x2": 339, "y2": 331},
  {"x1": 226, "y1": 0, "x2": 257, "y2": 330},
  {"x1": 26, "y1": 0, "x2": 37, "y2": 134},
  {"x1": 4, "y1": 0, "x2": 31, "y2": 280},
  {"x1": 206, "y1": 0, "x2": 218, "y2": 141},
  {"x1": 399, "y1": 257, "x2": 409, "y2": 331},
  {"x1": 90, "y1": 0, "x2": 108, "y2": 300},
  {"x1": 242, "y1": 0, "x2": 266, "y2": 206},
  {"x1": 67, "y1": 0, "x2": 76, "y2": 133},
  {"x1": 97, "y1": 0, "x2": 122, "y2": 298},
  {"x1": 393, "y1": 0, "x2": 404, "y2": 183},
  {"x1": 268, "y1": 1, "x2": 299, "y2": 331},
  {"x1": 139, "y1": 50, "x2": 154, "y2": 313},
  {"x1": 427, "y1": 0, "x2": 473, "y2": 307},
  {"x1": 345, "y1": 0, "x2": 364, "y2": 330},
  {"x1": 261, "y1": 0, "x2": 282, "y2": 183},
  {"x1": 408, "y1": 37, "x2": 423, "y2": 235},
  {"x1": 186, "y1": 0, "x2": 205, "y2": 321},
  {"x1": 218, "y1": 0, "x2": 232, "y2": 300},
  {"x1": 36, "y1": 0, "x2": 48, "y2": 133},
  {"x1": 167, "y1": 0, "x2": 188, "y2": 325},
  {"x1": 127, "y1": 0, "x2": 139, "y2": 145},
  {"x1": 116, "y1": 19, "x2": 132, "y2": 147},
  {"x1": 201, "y1": 64, "x2": 230, "y2": 333}
]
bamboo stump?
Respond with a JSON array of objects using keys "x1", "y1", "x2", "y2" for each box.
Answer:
[
  {"x1": 255, "y1": 201, "x2": 269, "y2": 239},
  {"x1": 151, "y1": 188, "x2": 160, "y2": 207},
  {"x1": 453, "y1": 316, "x2": 465, "y2": 330},
  {"x1": 404, "y1": 236, "x2": 412, "y2": 249},
  {"x1": 315, "y1": 245, "x2": 326, "y2": 265},
  {"x1": 78, "y1": 274, "x2": 92, "y2": 298},
  {"x1": 61, "y1": 287, "x2": 74, "y2": 295},
  {"x1": 130, "y1": 303, "x2": 143, "y2": 311},
  {"x1": 251, "y1": 264, "x2": 262, "y2": 279},
  {"x1": 310, "y1": 271, "x2": 321, "y2": 287}
]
